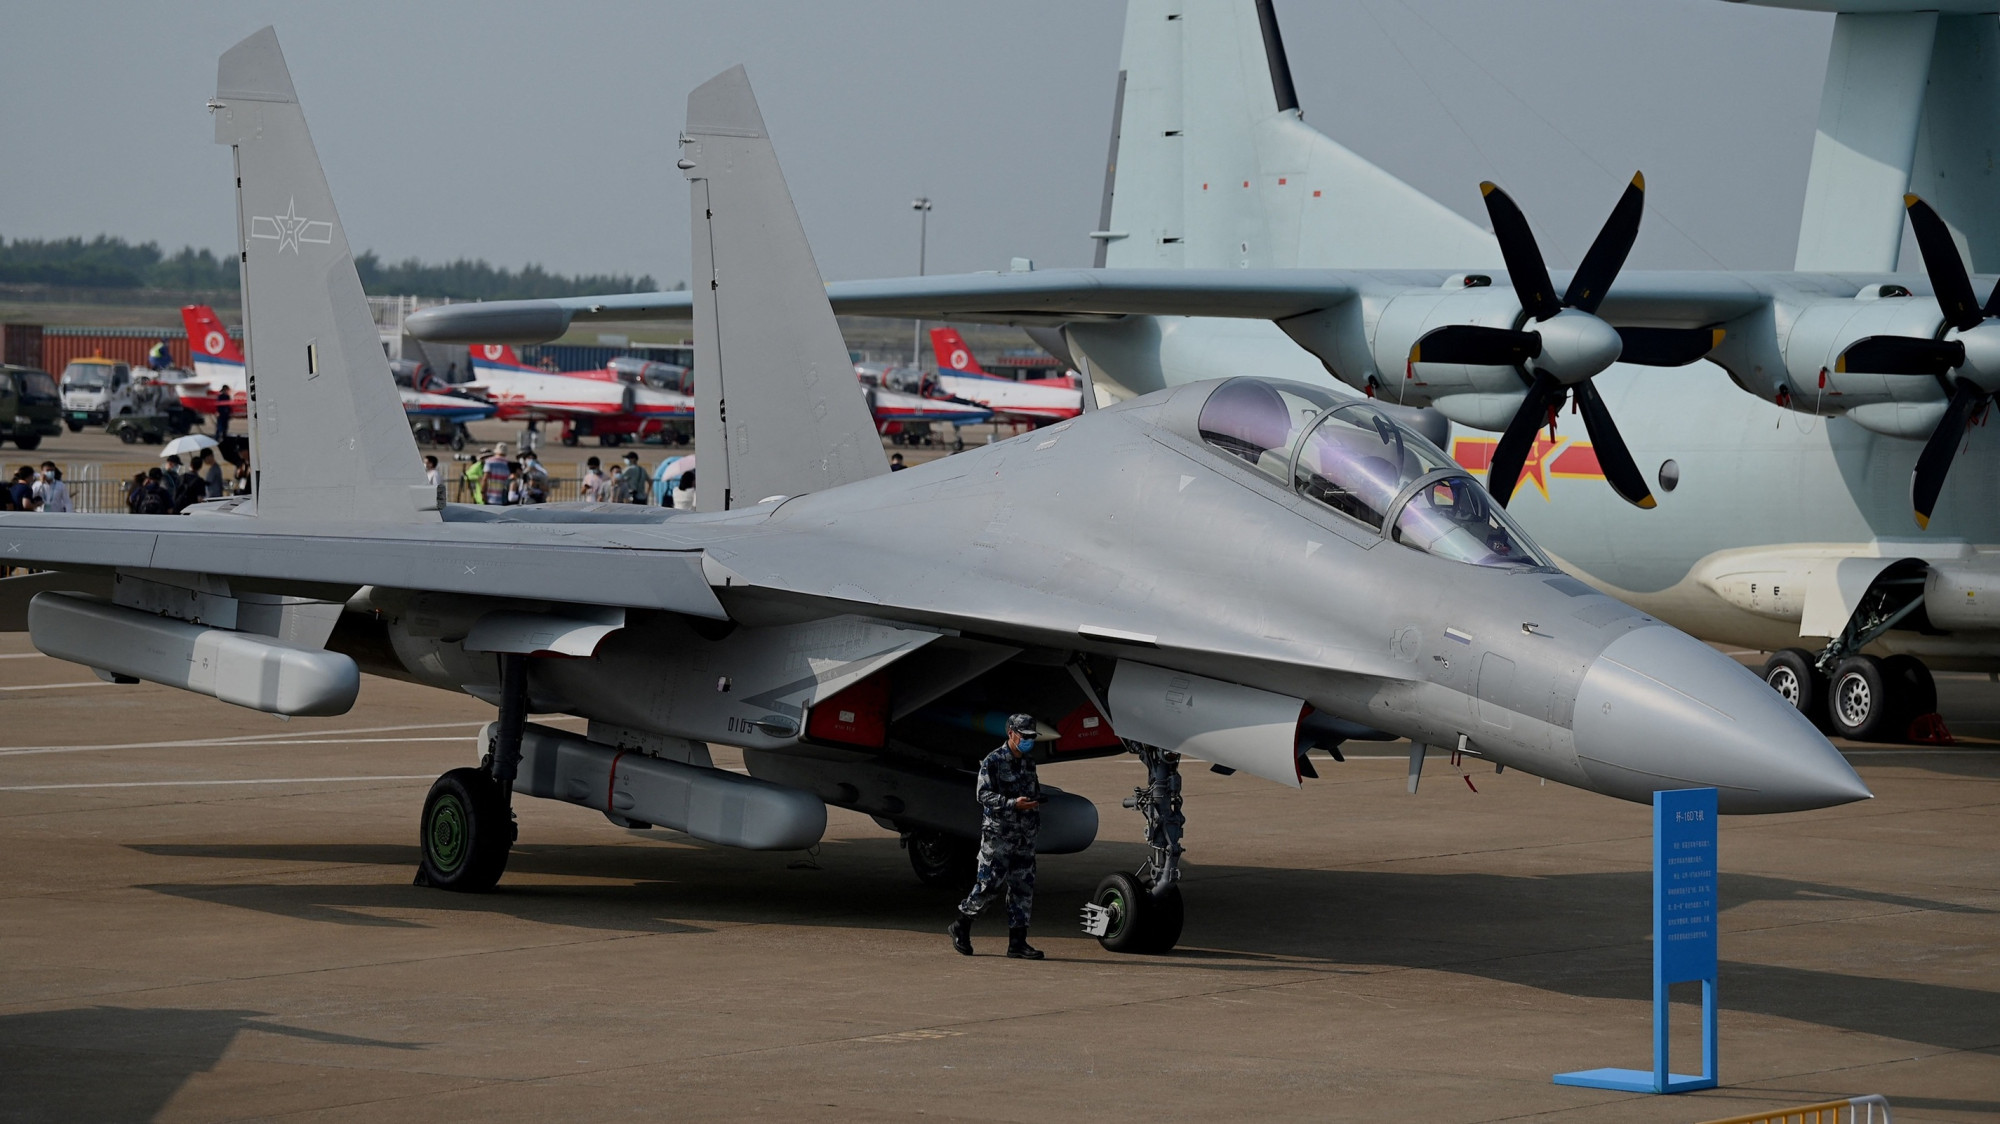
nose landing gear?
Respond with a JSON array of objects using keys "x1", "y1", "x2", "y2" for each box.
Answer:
[{"x1": 1082, "y1": 743, "x2": 1186, "y2": 953}]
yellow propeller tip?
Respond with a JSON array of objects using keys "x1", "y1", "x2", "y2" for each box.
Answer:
[
  {"x1": 1914, "y1": 511, "x2": 1931, "y2": 529},
  {"x1": 1834, "y1": 357, "x2": 1849, "y2": 373},
  {"x1": 1479, "y1": 181, "x2": 1498, "y2": 196},
  {"x1": 1636, "y1": 496, "x2": 1658, "y2": 510},
  {"x1": 1408, "y1": 345, "x2": 1422, "y2": 363},
  {"x1": 1631, "y1": 171, "x2": 1645, "y2": 190},
  {"x1": 1709, "y1": 327, "x2": 1726, "y2": 347},
  {"x1": 1904, "y1": 194, "x2": 1922, "y2": 208}
]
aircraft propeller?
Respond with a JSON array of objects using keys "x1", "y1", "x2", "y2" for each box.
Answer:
[
  {"x1": 1828, "y1": 196, "x2": 2000, "y2": 528},
  {"x1": 1408, "y1": 174, "x2": 1655, "y2": 509}
]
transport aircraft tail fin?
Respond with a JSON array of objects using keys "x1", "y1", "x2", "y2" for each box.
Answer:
[
  {"x1": 1098, "y1": 0, "x2": 1498, "y2": 271},
  {"x1": 929, "y1": 327, "x2": 987, "y2": 375},
  {"x1": 1775, "y1": 3, "x2": 2000, "y2": 272},
  {"x1": 680, "y1": 66, "x2": 888, "y2": 510},
  {"x1": 212, "y1": 27, "x2": 438, "y2": 522},
  {"x1": 181, "y1": 305, "x2": 243, "y2": 363}
]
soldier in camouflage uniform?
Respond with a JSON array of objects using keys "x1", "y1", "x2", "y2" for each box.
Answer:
[{"x1": 949, "y1": 713, "x2": 1045, "y2": 959}]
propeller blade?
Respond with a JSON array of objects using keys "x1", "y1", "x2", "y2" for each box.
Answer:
[
  {"x1": 1564, "y1": 172, "x2": 1645, "y2": 314},
  {"x1": 1409, "y1": 325, "x2": 1542, "y2": 367},
  {"x1": 1912, "y1": 379, "x2": 1987, "y2": 529},
  {"x1": 1904, "y1": 195, "x2": 1985, "y2": 333},
  {"x1": 1835, "y1": 335, "x2": 1966, "y2": 376},
  {"x1": 1615, "y1": 325, "x2": 1724, "y2": 367},
  {"x1": 1486, "y1": 373, "x2": 1563, "y2": 507},
  {"x1": 1481, "y1": 182, "x2": 1561, "y2": 322},
  {"x1": 1570, "y1": 380, "x2": 1655, "y2": 509}
]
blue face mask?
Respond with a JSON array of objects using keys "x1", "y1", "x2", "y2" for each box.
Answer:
[{"x1": 1016, "y1": 738, "x2": 1034, "y2": 754}]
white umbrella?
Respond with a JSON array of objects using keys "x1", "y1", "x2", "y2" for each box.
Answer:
[{"x1": 160, "y1": 434, "x2": 220, "y2": 459}]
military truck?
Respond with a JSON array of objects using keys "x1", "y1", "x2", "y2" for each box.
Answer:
[{"x1": 0, "y1": 365, "x2": 62, "y2": 450}]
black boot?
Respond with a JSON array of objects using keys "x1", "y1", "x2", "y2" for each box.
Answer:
[
  {"x1": 1007, "y1": 926, "x2": 1044, "y2": 960},
  {"x1": 948, "y1": 913, "x2": 974, "y2": 956}
]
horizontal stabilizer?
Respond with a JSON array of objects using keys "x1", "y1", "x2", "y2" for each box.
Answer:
[{"x1": 680, "y1": 66, "x2": 888, "y2": 510}]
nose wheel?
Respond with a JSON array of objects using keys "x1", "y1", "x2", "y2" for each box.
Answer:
[{"x1": 1083, "y1": 743, "x2": 1187, "y2": 953}]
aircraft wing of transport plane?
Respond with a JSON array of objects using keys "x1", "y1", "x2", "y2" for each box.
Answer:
[
  {"x1": 466, "y1": 343, "x2": 691, "y2": 445},
  {"x1": 0, "y1": 33, "x2": 1868, "y2": 955},
  {"x1": 184, "y1": 304, "x2": 494, "y2": 427}
]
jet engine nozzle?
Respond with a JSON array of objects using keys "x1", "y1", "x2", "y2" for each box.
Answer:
[
  {"x1": 1570, "y1": 626, "x2": 1871, "y2": 814},
  {"x1": 1532, "y1": 309, "x2": 1623, "y2": 386}
]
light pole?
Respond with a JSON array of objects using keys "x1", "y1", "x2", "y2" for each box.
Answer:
[{"x1": 911, "y1": 196, "x2": 932, "y2": 367}]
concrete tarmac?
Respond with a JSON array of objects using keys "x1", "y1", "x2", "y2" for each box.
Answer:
[{"x1": 0, "y1": 632, "x2": 1994, "y2": 1122}]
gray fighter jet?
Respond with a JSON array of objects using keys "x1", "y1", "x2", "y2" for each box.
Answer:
[{"x1": 0, "y1": 31, "x2": 1866, "y2": 954}]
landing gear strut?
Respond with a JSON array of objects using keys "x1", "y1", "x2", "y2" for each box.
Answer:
[
  {"x1": 416, "y1": 652, "x2": 525, "y2": 891},
  {"x1": 1761, "y1": 561, "x2": 1947, "y2": 742},
  {"x1": 1084, "y1": 743, "x2": 1185, "y2": 953}
]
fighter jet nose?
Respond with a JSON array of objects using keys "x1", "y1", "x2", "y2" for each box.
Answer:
[{"x1": 1571, "y1": 626, "x2": 1872, "y2": 814}]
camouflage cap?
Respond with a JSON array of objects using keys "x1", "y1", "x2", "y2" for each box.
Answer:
[{"x1": 1007, "y1": 713, "x2": 1038, "y2": 737}]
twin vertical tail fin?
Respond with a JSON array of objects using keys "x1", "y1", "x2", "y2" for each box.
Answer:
[
  {"x1": 212, "y1": 28, "x2": 437, "y2": 521},
  {"x1": 680, "y1": 66, "x2": 887, "y2": 510}
]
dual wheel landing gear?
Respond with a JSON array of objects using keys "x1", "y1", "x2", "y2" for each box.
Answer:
[
  {"x1": 1083, "y1": 743, "x2": 1185, "y2": 954},
  {"x1": 417, "y1": 653, "x2": 527, "y2": 891},
  {"x1": 1764, "y1": 648, "x2": 1937, "y2": 742}
]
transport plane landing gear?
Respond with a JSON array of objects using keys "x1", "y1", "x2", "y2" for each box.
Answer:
[
  {"x1": 417, "y1": 653, "x2": 525, "y2": 891},
  {"x1": 1084, "y1": 744, "x2": 1186, "y2": 953}
]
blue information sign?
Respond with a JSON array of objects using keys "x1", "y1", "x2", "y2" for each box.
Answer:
[{"x1": 1555, "y1": 787, "x2": 1719, "y2": 1094}]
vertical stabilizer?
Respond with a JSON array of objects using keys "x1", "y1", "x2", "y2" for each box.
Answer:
[
  {"x1": 1907, "y1": 15, "x2": 2000, "y2": 272},
  {"x1": 212, "y1": 28, "x2": 435, "y2": 521},
  {"x1": 1792, "y1": 12, "x2": 1938, "y2": 272},
  {"x1": 1100, "y1": 0, "x2": 1497, "y2": 271},
  {"x1": 680, "y1": 66, "x2": 888, "y2": 510}
]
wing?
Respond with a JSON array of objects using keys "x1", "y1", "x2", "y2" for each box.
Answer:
[{"x1": 408, "y1": 267, "x2": 1806, "y2": 345}]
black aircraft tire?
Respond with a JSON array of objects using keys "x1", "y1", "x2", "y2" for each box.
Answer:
[
  {"x1": 417, "y1": 767, "x2": 513, "y2": 892},
  {"x1": 1764, "y1": 648, "x2": 1830, "y2": 733},
  {"x1": 1137, "y1": 883, "x2": 1185, "y2": 954},
  {"x1": 907, "y1": 829, "x2": 977, "y2": 889},
  {"x1": 1829, "y1": 655, "x2": 1896, "y2": 742},
  {"x1": 1094, "y1": 871, "x2": 1180, "y2": 954},
  {"x1": 1880, "y1": 654, "x2": 1937, "y2": 735}
]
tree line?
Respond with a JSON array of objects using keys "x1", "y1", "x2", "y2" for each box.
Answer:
[{"x1": 0, "y1": 234, "x2": 663, "y2": 300}]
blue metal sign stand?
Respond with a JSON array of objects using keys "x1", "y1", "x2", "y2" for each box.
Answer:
[{"x1": 1554, "y1": 787, "x2": 1719, "y2": 1094}]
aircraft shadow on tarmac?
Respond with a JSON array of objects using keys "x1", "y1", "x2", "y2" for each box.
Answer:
[
  {"x1": 0, "y1": 1005, "x2": 423, "y2": 1123},
  {"x1": 127, "y1": 836, "x2": 1999, "y2": 1055}
]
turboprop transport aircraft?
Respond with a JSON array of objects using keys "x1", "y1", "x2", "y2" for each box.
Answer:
[
  {"x1": 411, "y1": 0, "x2": 2000, "y2": 747},
  {"x1": 0, "y1": 31, "x2": 1867, "y2": 954}
]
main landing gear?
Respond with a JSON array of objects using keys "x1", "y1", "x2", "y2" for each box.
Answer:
[
  {"x1": 1083, "y1": 743, "x2": 1185, "y2": 954},
  {"x1": 1759, "y1": 564, "x2": 1947, "y2": 742},
  {"x1": 417, "y1": 652, "x2": 526, "y2": 891}
]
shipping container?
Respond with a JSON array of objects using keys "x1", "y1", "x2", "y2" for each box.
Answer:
[
  {"x1": 3, "y1": 324, "x2": 44, "y2": 370},
  {"x1": 32, "y1": 325, "x2": 240, "y2": 376}
]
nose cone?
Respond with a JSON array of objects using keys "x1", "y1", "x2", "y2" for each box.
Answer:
[{"x1": 1572, "y1": 626, "x2": 1872, "y2": 813}]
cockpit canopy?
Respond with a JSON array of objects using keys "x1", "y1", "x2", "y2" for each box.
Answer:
[{"x1": 1191, "y1": 378, "x2": 1551, "y2": 570}]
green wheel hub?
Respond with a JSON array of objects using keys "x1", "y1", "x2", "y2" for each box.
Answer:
[{"x1": 427, "y1": 793, "x2": 469, "y2": 872}]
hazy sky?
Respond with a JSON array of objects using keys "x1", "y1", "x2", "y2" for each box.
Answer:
[{"x1": 0, "y1": 2, "x2": 1832, "y2": 286}]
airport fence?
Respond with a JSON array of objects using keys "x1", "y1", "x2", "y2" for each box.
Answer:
[
  {"x1": 49, "y1": 464, "x2": 606, "y2": 513},
  {"x1": 1696, "y1": 1095, "x2": 1891, "y2": 1124}
]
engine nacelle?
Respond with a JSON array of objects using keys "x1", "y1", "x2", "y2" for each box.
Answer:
[
  {"x1": 1371, "y1": 283, "x2": 1528, "y2": 406},
  {"x1": 1780, "y1": 290, "x2": 1948, "y2": 419}
]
